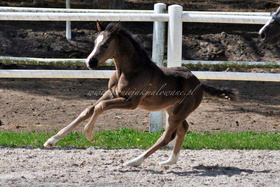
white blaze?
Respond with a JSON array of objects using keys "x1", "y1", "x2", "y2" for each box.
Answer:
[
  {"x1": 86, "y1": 34, "x2": 104, "y2": 64},
  {"x1": 259, "y1": 18, "x2": 273, "y2": 35}
]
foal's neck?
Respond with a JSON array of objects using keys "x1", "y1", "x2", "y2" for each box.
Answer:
[{"x1": 113, "y1": 33, "x2": 150, "y2": 75}]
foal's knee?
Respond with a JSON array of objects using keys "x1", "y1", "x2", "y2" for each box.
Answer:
[
  {"x1": 171, "y1": 131, "x2": 177, "y2": 141},
  {"x1": 161, "y1": 138, "x2": 170, "y2": 146},
  {"x1": 182, "y1": 121, "x2": 189, "y2": 132},
  {"x1": 79, "y1": 106, "x2": 95, "y2": 120},
  {"x1": 161, "y1": 133, "x2": 176, "y2": 146}
]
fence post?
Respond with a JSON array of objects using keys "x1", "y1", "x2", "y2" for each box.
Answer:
[
  {"x1": 150, "y1": 3, "x2": 166, "y2": 133},
  {"x1": 66, "y1": 0, "x2": 71, "y2": 40},
  {"x1": 166, "y1": 5, "x2": 183, "y2": 147},
  {"x1": 168, "y1": 5, "x2": 182, "y2": 68}
]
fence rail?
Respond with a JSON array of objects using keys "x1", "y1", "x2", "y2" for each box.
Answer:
[
  {"x1": 0, "y1": 7, "x2": 155, "y2": 13},
  {"x1": 0, "y1": 7, "x2": 271, "y2": 16},
  {"x1": 2, "y1": 57, "x2": 280, "y2": 69},
  {"x1": 180, "y1": 60, "x2": 280, "y2": 69},
  {"x1": 182, "y1": 14, "x2": 269, "y2": 24},
  {"x1": 1, "y1": 70, "x2": 279, "y2": 82},
  {"x1": 0, "y1": 12, "x2": 270, "y2": 24},
  {"x1": 0, "y1": 12, "x2": 169, "y2": 22}
]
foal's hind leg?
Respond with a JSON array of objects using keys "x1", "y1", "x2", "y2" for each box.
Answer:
[
  {"x1": 124, "y1": 116, "x2": 181, "y2": 167},
  {"x1": 44, "y1": 91, "x2": 112, "y2": 148},
  {"x1": 159, "y1": 120, "x2": 189, "y2": 165}
]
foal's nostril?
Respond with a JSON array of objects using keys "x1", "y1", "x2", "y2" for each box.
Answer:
[
  {"x1": 88, "y1": 58, "x2": 98, "y2": 69},
  {"x1": 260, "y1": 31, "x2": 266, "y2": 40}
]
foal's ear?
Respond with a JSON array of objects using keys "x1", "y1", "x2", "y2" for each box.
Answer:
[
  {"x1": 109, "y1": 21, "x2": 121, "y2": 33},
  {"x1": 96, "y1": 20, "x2": 105, "y2": 32}
]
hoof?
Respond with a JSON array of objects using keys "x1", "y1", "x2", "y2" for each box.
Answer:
[
  {"x1": 123, "y1": 157, "x2": 144, "y2": 167},
  {"x1": 43, "y1": 141, "x2": 53, "y2": 148},
  {"x1": 158, "y1": 160, "x2": 176, "y2": 165},
  {"x1": 123, "y1": 161, "x2": 141, "y2": 167},
  {"x1": 86, "y1": 136, "x2": 95, "y2": 143},
  {"x1": 158, "y1": 157, "x2": 177, "y2": 165},
  {"x1": 43, "y1": 137, "x2": 56, "y2": 148},
  {"x1": 90, "y1": 138, "x2": 95, "y2": 143},
  {"x1": 159, "y1": 153, "x2": 178, "y2": 165}
]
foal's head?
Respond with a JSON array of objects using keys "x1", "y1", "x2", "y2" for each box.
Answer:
[
  {"x1": 86, "y1": 21, "x2": 120, "y2": 70},
  {"x1": 259, "y1": 6, "x2": 280, "y2": 45}
]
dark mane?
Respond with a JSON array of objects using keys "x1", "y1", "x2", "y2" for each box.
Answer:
[{"x1": 105, "y1": 23, "x2": 152, "y2": 63}]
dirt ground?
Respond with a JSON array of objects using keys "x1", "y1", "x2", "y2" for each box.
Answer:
[
  {"x1": 0, "y1": 0, "x2": 280, "y2": 133},
  {"x1": 1, "y1": 147, "x2": 280, "y2": 186},
  {"x1": 0, "y1": 78, "x2": 279, "y2": 133}
]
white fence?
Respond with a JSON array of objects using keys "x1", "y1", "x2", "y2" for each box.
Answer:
[
  {"x1": 0, "y1": 3, "x2": 279, "y2": 132},
  {"x1": 0, "y1": 11, "x2": 270, "y2": 24},
  {"x1": 0, "y1": 7, "x2": 272, "y2": 15},
  {"x1": 1, "y1": 70, "x2": 279, "y2": 82},
  {"x1": 2, "y1": 57, "x2": 280, "y2": 69}
]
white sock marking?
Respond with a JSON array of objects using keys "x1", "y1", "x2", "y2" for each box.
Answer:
[
  {"x1": 124, "y1": 151, "x2": 147, "y2": 167},
  {"x1": 159, "y1": 152, "x2": 179, "y2": 165}
]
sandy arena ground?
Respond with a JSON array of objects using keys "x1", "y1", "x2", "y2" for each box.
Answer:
[{"x1": 0, "y1": 147, "x2": 280, "y2": 186}]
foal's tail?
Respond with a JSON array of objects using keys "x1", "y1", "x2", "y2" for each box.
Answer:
[{"x1": 202, "y1": 83, "x2": 239, "y2": 101}]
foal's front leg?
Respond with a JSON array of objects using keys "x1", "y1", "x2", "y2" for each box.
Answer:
[
  {"x1": 84, "y1": 97, "x2": 139, "y2": 142},
  {"x1": 44, "y1": 90, "x2": 113, "y2": 148}
]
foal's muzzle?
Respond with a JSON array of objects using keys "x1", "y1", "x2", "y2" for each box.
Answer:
[
  {"x1": 259, "y1": 30, "x2": 266, "y2": 40},
  {"x1": 86, "y1": 58, "x2": 98, "y2": 70}
]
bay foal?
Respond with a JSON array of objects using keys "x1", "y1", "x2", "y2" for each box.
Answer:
[{"x1": 44, "y1": 22, "x2": 237, "y2": 166}]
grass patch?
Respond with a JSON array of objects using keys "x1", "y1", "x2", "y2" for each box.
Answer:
[
  {"x1": 0, "y1": 128, "x2": 279, "y2": 150},
  {"x1": 183, "y1": 131, "x2": 280, "y2": 150}
]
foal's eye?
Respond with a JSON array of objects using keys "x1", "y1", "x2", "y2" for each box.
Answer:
[{"x1": 102, "y1": 42, "x2": 109, "y2": 48}]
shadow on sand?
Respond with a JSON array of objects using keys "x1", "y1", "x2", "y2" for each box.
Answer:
[{"x1": 119, "y1": 164, "x2": 270, "y2": 177}]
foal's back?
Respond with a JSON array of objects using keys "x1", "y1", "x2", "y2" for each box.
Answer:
[
  {"x1": 137, "y1": 64, "x2": 203, "y2": 111},
  {"x1": 158, "y1": 66, "x2": 202, "y2": 92}
]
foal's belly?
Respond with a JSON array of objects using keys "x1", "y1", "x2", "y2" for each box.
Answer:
[{"x1": 138, "y1": 95, "x2": 182, "y2": 111}]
